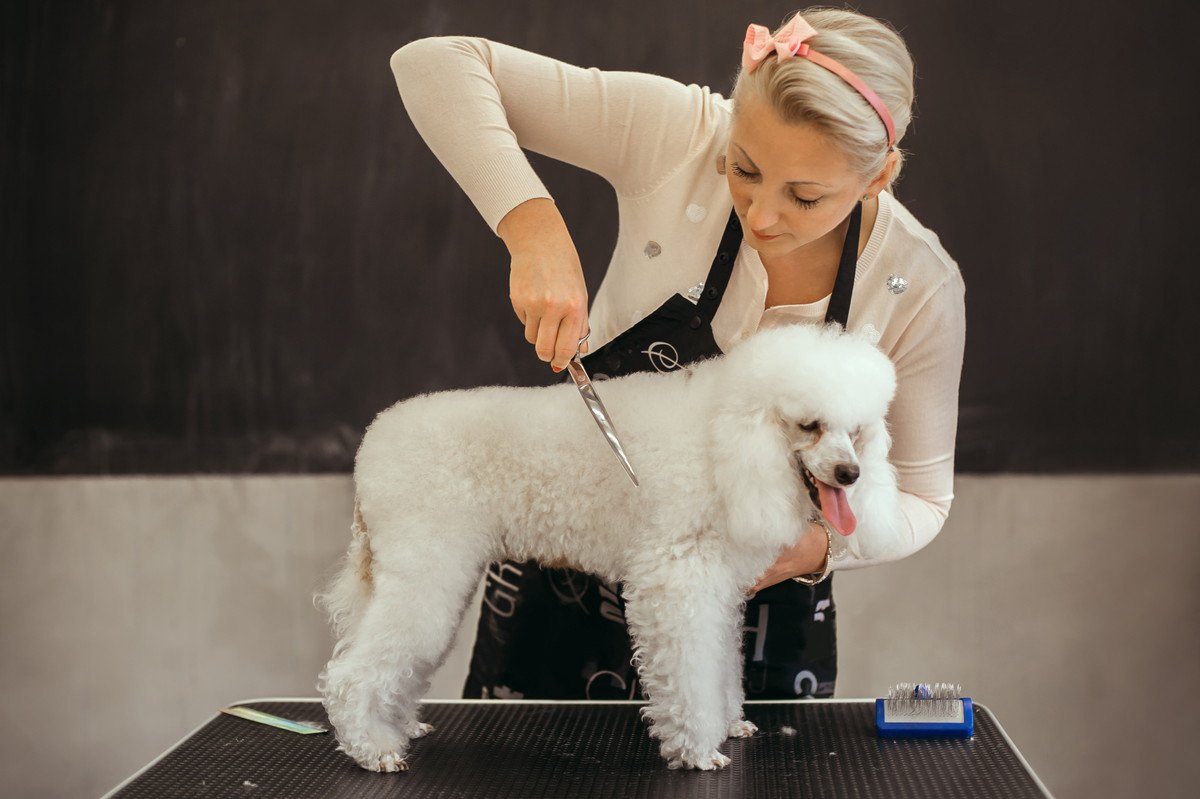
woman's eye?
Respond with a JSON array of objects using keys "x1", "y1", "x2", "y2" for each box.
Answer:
[
  {"x1": 730, "y1": 164, "x2": 821, "y2": 209},
  {"x1": 730, "y1": 163, "x2": 756, "y2": 179},
  {"x1": 799, "y1": 421, "x2": 820, "y2": 432}
]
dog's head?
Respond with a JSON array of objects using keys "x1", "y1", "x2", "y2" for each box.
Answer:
[
  {"x1": 709, "y1": 324, "x2": 900, "y2": 557},
  {"x1": 769, "y1": 331, "x2": 896, "y2": 539}
]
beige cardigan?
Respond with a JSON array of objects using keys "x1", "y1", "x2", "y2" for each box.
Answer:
[{"x1": 390, "y1": 36, "x2": 967, "y2": 570}]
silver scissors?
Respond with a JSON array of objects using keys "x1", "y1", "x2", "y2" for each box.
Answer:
[{"x1": 565, "y1": 333, "x2": 639, "y2": 487}]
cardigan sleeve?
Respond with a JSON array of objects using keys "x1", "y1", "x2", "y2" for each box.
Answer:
[
  {"x1": 833, "y1": 268, "x2": 967, "y2": 571},
  {"x1": 389, "y1": 36, "x2": 724, "y2": 234}
]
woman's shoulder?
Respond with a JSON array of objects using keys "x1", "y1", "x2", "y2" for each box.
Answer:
[
  {"x1": 612, "y1": 79, "x2": 734, "y2": 199},
  {"x1": 849, "y1": 192, "x2": 964, "y2": 365},
  {"x1": 850, "y1": 190, "x2": 964, "y2": 344},
  {"x1": 874, "y1": 190, "x2": 963, "y2": 296}
]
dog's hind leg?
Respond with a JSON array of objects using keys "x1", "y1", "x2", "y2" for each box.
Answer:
[
  {"x1": 319, "y1": 516, "x2": 488, "y2": 772},
  {"x1": 313, "y1": 497, "x2": 375, "y2": 645},
  {"x1": 623, "y1": 558, "x2": 742, "y2": 770}
]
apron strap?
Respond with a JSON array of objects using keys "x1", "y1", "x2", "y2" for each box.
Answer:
[
  {"x1": 700, "y1": 202, "x2": 860, "y2": 329},
  {"x1": 824, "y1": 200, "x2": 861, "y2": 329},
  {"x1": 694, "y1": 209, "x2": 744, "y2": 320}
]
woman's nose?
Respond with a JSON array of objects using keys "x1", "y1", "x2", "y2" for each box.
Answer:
[{"x1": 745, "y1": 196, "x2": 780, "y2": 231}]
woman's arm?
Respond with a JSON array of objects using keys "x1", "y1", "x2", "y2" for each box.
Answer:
[
  {"x1": 835, "y1": 271, "x2": 967, "y2": 570},
  {"x1": 390, "y1": 36, "x2": 722, "y2": 233},
  {"x1": 390, "y1": 36, "x2": 722, "y2": 369},
  {"x1": 498, "y1": 197, "x2": 591, "y2": 368}
]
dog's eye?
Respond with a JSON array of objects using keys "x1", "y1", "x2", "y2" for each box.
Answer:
[{"x1": 798, "y1": 421, "x2": 820, "y2": 432}]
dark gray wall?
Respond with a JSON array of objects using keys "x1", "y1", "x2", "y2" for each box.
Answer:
[{"x1": 2, "y1": 0, "x2": 1197, "y2": 474}]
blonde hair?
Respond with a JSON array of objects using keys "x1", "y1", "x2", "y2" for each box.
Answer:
[{"x1": 731, "y1": 7, "x2": 916, "y2": 190}]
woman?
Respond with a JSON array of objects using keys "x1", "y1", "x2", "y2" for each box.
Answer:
[{"x1": 389, "y1": 7, "x2": 965, "y2": 701}]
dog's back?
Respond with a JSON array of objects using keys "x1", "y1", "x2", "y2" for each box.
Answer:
[{"x1": 349, "y1": 369, "x2": 717, "y2": 578}]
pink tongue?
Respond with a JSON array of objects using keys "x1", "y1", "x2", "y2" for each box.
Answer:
[{"x1": 816, "y1": 480, "x2": 857, "y2": 536}]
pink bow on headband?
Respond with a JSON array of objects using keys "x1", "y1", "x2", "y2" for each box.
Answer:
[
  {"x1": 741, "y1": 15, "x2": 819, "y2": 73},
  {"x1": 741, "y1": 15, "x2": 896, "y2": 149}
]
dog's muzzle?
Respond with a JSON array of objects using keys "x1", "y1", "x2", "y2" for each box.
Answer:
[{"x1": 794, "y1": 453, "x2": 859, "y2": 536}]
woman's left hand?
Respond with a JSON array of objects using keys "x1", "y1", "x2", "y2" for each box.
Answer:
[{"x1": 749, "y1": 522, "x2": 829, "y2": 595}]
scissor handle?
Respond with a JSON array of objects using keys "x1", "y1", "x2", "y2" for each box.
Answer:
[{"x1": 574, "y1": 331, "x2": 591, "y2": 361}]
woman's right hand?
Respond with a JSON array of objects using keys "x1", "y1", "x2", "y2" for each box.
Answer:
[{"x1": 498, "y1": 198, "x2": 590, "y2": 372}]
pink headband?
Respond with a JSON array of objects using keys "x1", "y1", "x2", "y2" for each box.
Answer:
[{"x1": 742, "y1": 15, "x2": 896, "y2": 149}]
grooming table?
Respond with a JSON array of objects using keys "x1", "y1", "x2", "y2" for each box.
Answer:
[{"x1": 102, "y1": 698, "x2": 1052, "y2": 798}]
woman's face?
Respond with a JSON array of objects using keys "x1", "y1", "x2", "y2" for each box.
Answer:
[{"x1": 725, "y1": 93, "x2": 868, "y2": 258}]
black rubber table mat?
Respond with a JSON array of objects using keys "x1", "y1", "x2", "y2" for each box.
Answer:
[{"x1": 104, "y1": 699, "x2": 1051, "y2": 798}]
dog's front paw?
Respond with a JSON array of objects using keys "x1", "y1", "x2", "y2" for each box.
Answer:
[
  {"x1": 370, "y1": 751, "x2": 409, "y2": 773},
  {"x1": 335, "y1": 740, "x2": 411, "y2": 773},
  {"x1": 727, "y1": 719, "x2": 758, "y2": 738},
  {"x1": 340, "y1": 744, "x2": 409, "y2": 773},
  {"x1": 407, "y1": 721, "x2": 435, "y2": 739},
  {"x1": 667, "y1": 750, "x2": 731, "y2": 770}
]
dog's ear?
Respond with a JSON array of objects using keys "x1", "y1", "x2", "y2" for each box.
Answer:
[
  {"x1": 846, "y1": 419, "x2": 905, "y2": 560},
  {"x1": 709, "y1": 401, "x2": 804, "y2": 551},
  {"x1": 857, "y1": 418, "x2": 891, "y2": 467}
]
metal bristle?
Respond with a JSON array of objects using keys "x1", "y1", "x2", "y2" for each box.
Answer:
[
  {"x1": 888, "y1": 682, "x2": 962, "y2": 701},
  {"x1": 883, "y1": 682, "x2": 963, "y2": 717}
]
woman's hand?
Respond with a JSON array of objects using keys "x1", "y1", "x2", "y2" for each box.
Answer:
[
  {"x1": 749, "y1": 521, "x2": 830, "y2": 595},
  {"x1": 498, "y1": 198, "x2": 590, "y2": 371}
]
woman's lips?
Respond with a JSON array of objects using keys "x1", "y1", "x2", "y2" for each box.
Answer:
[{"x1": 752, "y1": 229, "x2": 780, "y2": 240}]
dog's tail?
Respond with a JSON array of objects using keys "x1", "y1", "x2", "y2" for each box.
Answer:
[{"x1": 313, "y1": 495, "x2": 375, "y2": 652}]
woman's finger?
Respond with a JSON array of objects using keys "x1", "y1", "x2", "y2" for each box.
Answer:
[
  {"x1": 534, "y1": 310, "x2": 562, "y2": 366},
  {"x1": 578, "y1": 316, "x2": 590, "y2": 355},
  {"x1": 523, "y1": 311, "x2": 539, "y2": 345},
  {"x1": 552, "y1": 312, "x2": 585, "y2": 370}
]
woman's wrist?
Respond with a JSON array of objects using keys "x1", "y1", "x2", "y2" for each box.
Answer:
[
  {"x1": 788, "y1": 520, "x2": 829, "y2": 573},
  {"x1": 749, "y1": 520, "x2": 832, "y2": 595},
  {"x1": 790, "y1": 519, "x2": 833, "y2": 585},
  {"x1": 497, "y1": 197, "x2": 562, "y2": 255}
]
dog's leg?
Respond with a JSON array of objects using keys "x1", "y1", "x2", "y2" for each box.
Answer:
[
  {"x1": 623, "y1": 559, "x2": 741, "y2": 770},
  {"x1": 721, "y1": 601, "x2": 756, "y2": 739},
  {"x1": 319, "y1": 526, "x2": 486, "y2": 772}
]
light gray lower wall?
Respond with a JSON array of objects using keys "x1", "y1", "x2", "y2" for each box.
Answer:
[{"x1": 0, "y1": 475, "x2": 1196, "y2": 799}]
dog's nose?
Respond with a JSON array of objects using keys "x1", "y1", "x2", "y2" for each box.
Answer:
[{"x1": 834, "y1": 464, "x2": 859, "y2": 486}]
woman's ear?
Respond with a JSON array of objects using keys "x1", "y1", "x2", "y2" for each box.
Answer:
[
  {"x1": 709, "y1": 400, "x2": 802, "y2": 551},
  {"x1": 865, "y1": 149, "x2": 900, "y2": 198}
]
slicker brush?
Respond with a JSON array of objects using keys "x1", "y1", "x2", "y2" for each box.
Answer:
[{"x1": 875, "y1": 682, "x2": 974, "y2": 738}]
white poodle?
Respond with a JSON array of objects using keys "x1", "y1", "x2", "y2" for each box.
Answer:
[{"x1": 315, "y1": 323, "x2": 903, "y2": 772}]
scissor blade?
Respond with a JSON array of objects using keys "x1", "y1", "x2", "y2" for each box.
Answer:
[{"x1": 565, "y1": 359, "x2": 639, "y2": 487}]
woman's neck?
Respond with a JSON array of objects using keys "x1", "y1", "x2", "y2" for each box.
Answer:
[{"x1": 761, "y1": 196, "x2": 878, "y2": 308}]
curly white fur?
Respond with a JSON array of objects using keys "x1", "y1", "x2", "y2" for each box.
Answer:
[{"x1": 315, "y1": 324, "x2": 900, "y2": 772}]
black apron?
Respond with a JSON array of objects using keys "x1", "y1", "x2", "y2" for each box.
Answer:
[{"x1": 465, "y1": 202, "x2": 862, "y2": 701}]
